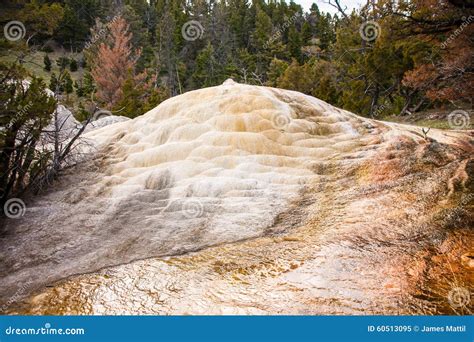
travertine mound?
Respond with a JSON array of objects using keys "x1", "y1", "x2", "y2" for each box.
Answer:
[
  {"x1": 85, "y1": 115, "x2": 130, "y2": 132},
  {"x1": 1, "y1": 80, "x2": 472, "y2": 314}
]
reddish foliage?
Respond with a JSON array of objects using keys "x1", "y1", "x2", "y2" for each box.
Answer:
[
  {"x1": 91, "y1": 17, "x2": 142, "y2": 108},
  {"x1": 402, "y1": 3, "x2": 474, "y2": 103}
]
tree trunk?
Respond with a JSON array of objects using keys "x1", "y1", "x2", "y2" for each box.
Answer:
[{"x1": 369, "y1": 84, "x2": 380, "y2": 118}]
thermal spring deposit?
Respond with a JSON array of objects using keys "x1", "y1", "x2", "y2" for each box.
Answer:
[{"x1": 1, "y1": 80, "x2": 473, "y2": 315}]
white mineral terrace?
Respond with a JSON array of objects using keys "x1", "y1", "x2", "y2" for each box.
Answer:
[{"x1": 1, "y1": 80, "x2": 472, "y2": 314}]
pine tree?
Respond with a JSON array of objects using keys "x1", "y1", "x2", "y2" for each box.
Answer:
[
  {"x1": 91, "y1": 16, "x2": 142, "y2": 108},
  {"x1": 69, "y1": 59, "x2": 78, "y2": 72},
  {"x1": 308, "y1": 59, "x2": 339, "y2": 104},
  {"x1": 253, "y1": 5, "x2": 272, "y2": 49},
  {"x1": 266, "y1": 58, "x2": 288, "y2": 87},
  {"x1": 19, "y1": 0, "x2": 65, "y2": 44},
  {"x1": 83, "y1": 72, "x2": 95, "y2": 96},
  {"x1": 79, "y1": 58, "x2": 87, "y2": 69},
  {"x1": 301, "y1": 21, "x2": 312, "y2": 46},
  {"x1": 316, "y1": 13, "x2": 335, "y2": 50},
  {"x1": 44, "y1": 55, "x2": 52, "y2": 72},
  {"x1": 74, "y1": 80, "x2": 84, "y2": 97},
  {"x1": 252, "y1": 5, "x2": 274, "y2": 77},
  {"x1": 228, "y1": 0, "x2": 251, "y2": 47},
  {"x1": 0, "y1": 63, "x2": 57, "y2": 203},
  {"x1": 55, "y1": 0, "x2": 101, "y2": 49},
  {"x1": 56, "y1": 57, "x2": 69, "y2": 71},
  {"x1": 114, "y1": 72, "x2": 143, "y2": 118},
  {"x1": 114, "y1": 70, "x2": 163, "y2": 118},
  {"x1": 155, "y1": 1, "x2": 180, "y2": 95},
  {"x1": 49, "y1": 73, "x2": 59, "y2": 92},
  {"x1": 192, "y1": 42, "x2": 219, "y2": 88},
  {"x1": 76, "y1": 102, "x2": 90, "y2": 122},
  {"x1": 63, "y1": 71, "x2": 74, "y2": 99},
  {"x1": 288, "y1": 26, "x2": 302, "y2": 62},
  {"x1": 277, "y1": 59, "x2": 313, "y2": 94}
]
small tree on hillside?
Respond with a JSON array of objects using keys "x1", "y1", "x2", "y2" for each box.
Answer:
[
  {"x1": 0, "y1": 63, "x2": 57, "y2": 207},
  {"x1": 82, "y1": 72, "x2": 95, "y2": 96},
  {"x1": 49, "y1": 73, "x2": 59, "y2": 92},
  {"x1": 19, "y1": 0, "x2": 64, "y2": 45},
  {"x1": 43, "y1": 55, "x2": 52, "y2": 72},
  {"x1": 69, "y1": 59, "x2": 78, "y2": 72},
  {"x1": 63, "y1": 71, "x2": 74, "y2": 99},
  {"x1": 74, "y1": 80, "x2": 84, "y2": 97},
  {"x1": 56, "y1": 57, "x2": 69, "y2": 71},
  {"x1": 91, "y1": 16, "x2": 142, "y2": 109}
]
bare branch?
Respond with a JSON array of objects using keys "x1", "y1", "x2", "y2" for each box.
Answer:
[{"x1": 322, "y1": 0, "x2": 349, "y2": 19}]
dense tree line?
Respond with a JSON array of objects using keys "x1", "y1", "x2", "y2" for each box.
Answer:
[{"x1": 2, "y1": 0, "x2": 472, "y2": 119}]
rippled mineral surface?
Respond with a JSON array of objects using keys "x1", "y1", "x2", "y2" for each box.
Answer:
[{"x1": 1, "y1": 80, "x2": 473, "y2": 314}]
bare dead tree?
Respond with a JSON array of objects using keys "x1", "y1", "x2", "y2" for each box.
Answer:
[
  {"x1": 323, "y1": 0, "x2": 349, "y2": 20},
  {"x1": 31, "y1": 74, "x2": 99, "y2": 193},
  {"x1": 0, "y1": 61, "x2": 100, "y2": 210},
  {"x1": 422, "y1": 127, "x2": 431, "y2": 140}
]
